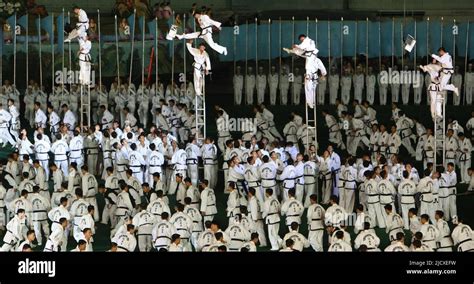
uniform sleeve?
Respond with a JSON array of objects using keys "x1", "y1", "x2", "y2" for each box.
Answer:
[
  {"x1": 262, "y1": 201, "x2": 269, "y2": 218},
  {"x1": 200, "y1": 191, "x2": 208, "y2": 213},
  {"x1": 205, "y1": 15, "x2": 221, "y2": 29},
  {"x1": 205, "y1": 53, "x2": 211, "y2": 71},
  {"x1": 431, "y1": 54, "x2": 447, "y2": 65},
  {"x1": 186, "y1": 43, "x2": 200, "y2": 58},
  {"x1": 317, "y1": 58, "x2": 327, "y2": 76}
]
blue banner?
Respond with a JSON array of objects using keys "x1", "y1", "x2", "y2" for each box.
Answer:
[
  {"x1": 56, "y1": 13, "x2": 64, "y2": 52},
  {"x1": 7, "y1": 15, "x2": 16, "y2": 31},
  {"x1": 128, "y1": 13, "x2": 136, "y2": 39},
  {"x1": 40, "y1": 15, "x2": 54, "y2": 45},
  {"x1": 138, "y1": 16, "x2": 146, "y2": 36}
]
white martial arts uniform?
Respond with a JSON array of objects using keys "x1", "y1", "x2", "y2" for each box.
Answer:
[
  {"x1": 186, "y1": 42, "x2": 211, "y2": 97},
  {"x1": 65, "y1": 9, "x2": 89, "y2": 42},
  {"x1": 263, "y1": 196, "x2": 282, "y2": 251},
  {"x1": 78, "y1": 38, "x2": 92, "y2": 86},
  {"x1": 0, "y1": 108, "x2": 15, "y2": 146},
  {"x1": 268, "y1": 70, "x2": 279, "y2": 105},
  {"x1": 178, "y1": 14, "x2": 227, "y2": 55},
  {"x1": 233, "y1": 71, "x2": 243, "y2": 105},
  {"x1": 458, "y1": 137, "x2": 472, "y2": 184},
  {"x1": 256, "y1": 70, "x2": 267, "y2": 104},
  {"x1": 366, "y1": 72, "x2": 376, "y2": 104},
  {"x1": 432, "y1": 52, "x2": 457, "y2": 94},
  {"x1": 306, "y1": 203, "x2": 325, "y2": 251},
  {"x1": 245, "y1": 71, "x2": 256, "y2": 105}
]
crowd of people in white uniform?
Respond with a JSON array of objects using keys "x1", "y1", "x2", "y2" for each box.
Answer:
[
  {"x1": 0, "y1": 73, "x2": 472, "y2": 252},
  {"x1": 232, "y1": 62, "x2": 474, "y2": 107},
  {"x1": 0, "y1": 2, "x2": 473, "y2": 252}
]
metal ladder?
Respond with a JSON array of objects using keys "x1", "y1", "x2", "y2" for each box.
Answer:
[
  {"x1": 433, "y1": 92, "x2": 446, "y2": 169},
  {"x1": 195, "y1": 70, "x2": 206, "y2": 145},
  {"x1": 305, "y1": 83, "x2": 317, "y2": 151},
  {"x1": 80, "y1": 84, "x2": 91, "y2": 129}
]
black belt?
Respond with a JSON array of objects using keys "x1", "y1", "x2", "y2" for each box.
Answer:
[
  {"x1": 389, "y1": 227, "x2": 402, "y2": 233},
  {"x1": 458, "y1": 238, "x2": 472, "y2": 245},
  {"x1": 118, "y1": 246, "x2": 130, "y2": 252},
  {"x1": 156, "y1": 236, "x2": 171, "y2": 240}
]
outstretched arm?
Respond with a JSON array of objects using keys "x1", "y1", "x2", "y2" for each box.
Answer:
[
  {"x1": 186, "y1": 42, "x2": 200, "y2": 57},
  {"x1": 205, "y1": 53, "x2": 211, "y2": 72}
]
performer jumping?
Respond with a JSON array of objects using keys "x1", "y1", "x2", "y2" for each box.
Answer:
[
  {"x1": 172, "y1": 10, "x2": 227, "y2": 56},
  {"x1": 64, "y1": 6, "x2": 89, "y2": 43},
  {"x1": 284, "y1": 34, "x2": 326, "y2": 108}
]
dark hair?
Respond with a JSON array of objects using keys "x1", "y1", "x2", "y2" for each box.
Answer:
[
  {"x1": 171, "y1": 234, "x2": 181, "y2": 242},
  {"x1": 214, "y1": 232, "x2": 223, "y2": 240},
  {"x1": 396, "y1": 232, "x2": 404, "y2": 241},
  {"x1": 420, "y1": 214, "x2": 430, "y2": 222},
  {"x1": 290, "y1": 222, "x2": 299, "y2": 231},
  {"x1": 435, "y1": 210, "x2": 444, "y2": 218}
]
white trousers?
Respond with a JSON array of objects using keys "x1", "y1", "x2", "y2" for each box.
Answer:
[
  {"x1": 252, "y1": 220, "x2": 267, "y2": 247},
  {"x1": 33, "y1": 220, "x2": 50, "y2": 245},
  {"x1": 234, "y1": 86, "x2": 243, "y2": 105},
  {"x1": 257, "y1": 87, "x2": 266, "y2": 104},
  {"x1": 439, "y1": 72, "x2": 456, "y2": 92},
  {"x1": 379, "y1": 86, "x2": 388, "y2": 105},
  {"x1": 280, "y1": 85, "x2": 289, "y2": 105},
  {"x1": 304, "y1": 75, "x2": 317, "y2": 108},
  {"x1": 55, "y1": 159, "x2": 69, "y2": 176},
  {"x1": 414, "y1": 88, "x2": 422, "y2": 104},
  {"x1": 187, "y1": 163, "x2": 199, "y2": 187},
  {"x1": 79, "y1": 59, "x2": 91, "y2": 85},
  {"x1": 308, "y1": 229, "x2": 324, "y2": 251},
  {"x1": 101, "y1": 204, "x2": 117, "y2": 228},
  {"x1": 66, "y1": 24, "x2": 88, "y2": 41},
  {"x1": 193, "y1": 68, "x2": 204, "y2": 96},
  {"x1": 269, "y1": 87, "x2": 277, "y2": 105},
  {"x1": 400, "y1": 203, "x2": 415, "y2": 230},
  {"x1": 466, "y1": 86, "x2": 473, "y2": 105},
  {"x1": 367, "y1": 202, "x2": 386, "y2": 228},
  {"x1": 267, "y1": 222, "x2": 281, "y2": 250},
  {"x1": 0, "y1": 127, "x2": 16, "y2": 146},
  {"x1": 183, "y1": 31, "x2": 226, "y2": 54},
  {"x1": 204, "y1": 163, "x2": 218, "y2": 190}
]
